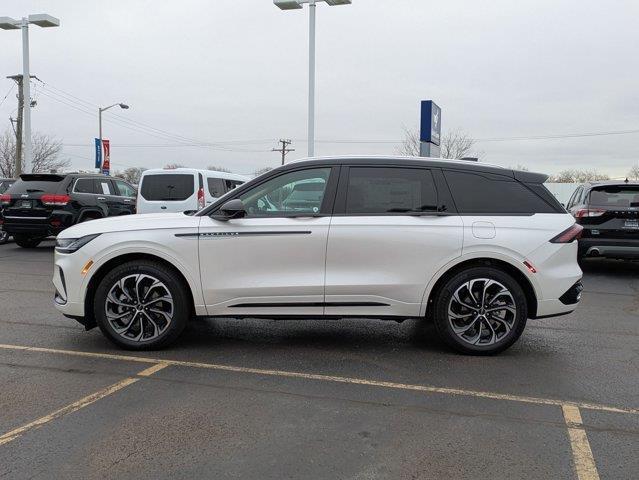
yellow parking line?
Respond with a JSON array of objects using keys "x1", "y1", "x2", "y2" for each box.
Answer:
[
  {"x1": 0, "y1": 362, "x2": 168, "y2": 446},
  {"x1": 0, "y1": 343, "x2": 637, "y2": 416},
  {"x1": 562, "y1": 405, "x2": 600, "y2": 480}
]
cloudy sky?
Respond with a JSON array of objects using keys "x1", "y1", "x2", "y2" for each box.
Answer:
[{"x1": 1, "y1": 0, "x2": 638, "y2": 177}]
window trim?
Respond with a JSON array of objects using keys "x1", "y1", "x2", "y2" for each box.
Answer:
[
  {"x1": 332, "y1": 165, "x2": 449, "y2": 217},
  {"x1": 208, "y1": 165, "x2": 340, "y2": 219}
]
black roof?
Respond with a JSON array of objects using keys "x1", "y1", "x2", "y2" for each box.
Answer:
[
  {"x1": 282, "y1": 156, "x2": 548, "y2": 183},
  {"x1": 19, "y1": 173, "x2": 106, "y2": 181}
]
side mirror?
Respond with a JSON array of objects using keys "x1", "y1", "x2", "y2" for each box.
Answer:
[{"x1": 212, "y1": 199, "x2": 246, "y2": 221}]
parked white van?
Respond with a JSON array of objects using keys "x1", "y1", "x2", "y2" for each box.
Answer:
[{"x1": 137, "y1": 168, "x2": 248, "y2": 214}]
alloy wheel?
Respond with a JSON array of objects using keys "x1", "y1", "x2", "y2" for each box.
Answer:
[
  {"x1": 447, "y1": 278, "x2": 517, "y2": 346},
  {"x1": 105, "y1": 274, "x2": 174, "y2": 342}
]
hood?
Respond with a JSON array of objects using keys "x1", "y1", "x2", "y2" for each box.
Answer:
[{"x1": 58, "y1": 213, "x2": 201, "y2": 239}]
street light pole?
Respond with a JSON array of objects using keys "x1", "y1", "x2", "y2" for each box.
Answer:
[
  {"x1": 1, "y1": 14, "x2": 60, "y2": 174},
  {"x1": 97, "y1": 103, "x2": 129, "y2": 172},
  {"x1": 20, "y1": 17, "x2": 33, "y2": 174},
  {"x1": 274, "y1": 0, "x2": 352, "y2": 158},
  {"x1": 308, "y1": 0, "x2": 316, "y2": 157}
]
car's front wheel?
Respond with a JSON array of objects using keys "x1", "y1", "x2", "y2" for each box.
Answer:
[
  {"x1": 13, "y1": 235, "x2": 43, "y2": 248},
  {"x1": 432, "y1": 267, "x2": 528, "y2": 355},
  {"x1": 94, "y1": 260, "x2": 190, "y2": 350}
]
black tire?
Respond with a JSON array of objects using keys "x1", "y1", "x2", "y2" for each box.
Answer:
[
  {"x1": 94, "y1": 260, "x2": 190, "y2": 350},
  {"x1": 0, "y1": 231, "x2": 9, "y2": 245},
  {"x1": 432, "y1": 267, "x2": 528, "y2": 355},
  {"x1": 13, "y1": 235, "x2": 43, "y2": 249}
]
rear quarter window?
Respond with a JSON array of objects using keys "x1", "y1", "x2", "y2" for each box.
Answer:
[
  {"x1": 444, "y1": 170, "x2": 558, "y2": 214},
  {"x1": 140, "y1": 174, "x2": 195, "y2": 201}
]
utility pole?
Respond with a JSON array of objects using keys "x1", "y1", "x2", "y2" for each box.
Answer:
[
  {"x1": 6, "y1": 75, "x2": 25, "y2": 176},
  {"x1": 272, "y1": 139, "x2": 295, "y2": 165}
]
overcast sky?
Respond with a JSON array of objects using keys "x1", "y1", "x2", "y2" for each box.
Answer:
[{"x1": 1, "y1": 0, "x2": 638, "y2": 177}]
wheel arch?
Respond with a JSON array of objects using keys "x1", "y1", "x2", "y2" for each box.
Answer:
[
  {"x1": 77, "y1": 208, "x2": 104, "y2": 223},
  {"x1": 422, "y1": 257, "x2": 538, "y2": 320},
  {"x1": 82, "y1": 252, "x2": 197, "y2": 330}
]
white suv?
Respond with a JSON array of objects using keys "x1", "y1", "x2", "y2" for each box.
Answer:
[{"x1": 53, "y1": 157, "x2": 583, "y2": 355}]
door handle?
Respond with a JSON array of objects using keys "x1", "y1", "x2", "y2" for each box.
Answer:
[{"x1": 97, "y1": 197, "x2": 106, "y2": 201}]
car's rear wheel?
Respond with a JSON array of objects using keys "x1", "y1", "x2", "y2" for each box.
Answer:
[
  {"x1": 432, "y1": 267, "x2": 528, "y2": 355},
  {"x1": 13, "y1": 235, "x2": 43, "y2": 249},
  {"x1": 94, "y1": 260, "x2": 190, "y2": 350}
]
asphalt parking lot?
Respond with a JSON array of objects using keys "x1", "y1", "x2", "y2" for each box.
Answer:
[{"x1": 0, "y1": 239, "x2": 637, "y2": 479}]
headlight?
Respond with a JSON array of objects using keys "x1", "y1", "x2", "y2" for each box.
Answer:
[{"x1": 55, "y1": 234, "x2": 101, "y2": 254}]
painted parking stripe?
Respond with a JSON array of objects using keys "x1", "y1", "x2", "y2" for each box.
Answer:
[
  {"x1": 562, "y1": 405, "x2": 600, "y2": 480},
  {"x1": 0, "y1": 362, "x2": 168, "y2": 446},
  {"x1": 0, "y1": 343, "x2": 637, "y2": 416}
]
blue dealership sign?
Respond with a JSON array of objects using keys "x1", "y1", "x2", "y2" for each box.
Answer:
[
  {"x1": 94, "y1": 138, "x2": 102, "y2": 169},
  {"x1": 420, "y1": 101, "x2": 441, "y2": 146}
]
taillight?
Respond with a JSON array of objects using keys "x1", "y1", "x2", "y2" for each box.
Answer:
[
  {"x1": 0, "y1": 194, "x2": 10, "y2": 205},
  {"x1": 197, "y1": 188, "x2": 205, "y2": 209},
  {"x1": 41, "y1": 194, "x2": 71, "y2": 206},
  {"x1": 550, "y1": 224, "x2": 583, "y2": 243},
  {"x1": 574, "y1": 208, "x2": 606, "y2": 218}
]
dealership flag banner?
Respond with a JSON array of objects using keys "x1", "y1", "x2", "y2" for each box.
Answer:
[
  {"x1": 102, "y1": 139, "x2": 111, "y2": 176},
  {"x1": 94, "y1": 138, "x2": 102, "y2": 169}
]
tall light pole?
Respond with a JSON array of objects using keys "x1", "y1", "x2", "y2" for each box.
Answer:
[
  {"x1": 0, "y1": 14, "x2": 60, "y2": 174},
  {"x1": 274, "y1": 0, "x2": 352, "y2": 158}
]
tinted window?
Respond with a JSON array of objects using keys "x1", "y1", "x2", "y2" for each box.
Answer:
[
  {"x1": 74, "y1": 178, "x2": 95, "y2": 194},
  {"x1": 94, "y1": 179, "x2": 113, "y2": 195},
  {"x1": 589, "y1": 185, "x2": 639, "y2": 208},
  {"x1": 114, "y1": 180, "x2": 135, "y2": 197},
  {"x1": 0, "y1": 181, "x2": 14, "y2": 194},
  {"x1": 207, "y1": 178, "x2": 226, "y2": 198},
  {"x1": 7, "y1": 175, "x2": 67, "y2": 194},
  {"x1": 140, "y1": 174, "x2": 194, "y2": 201},
  {"x1": 444, "y1": 170, "x2": 556, "y2": 214},
  {"x1": 345, "y1": 167, "x2": 437, "y2": 214},
  {"x1": 238, "y1": 168, "x2": 331, "y2": 216}
]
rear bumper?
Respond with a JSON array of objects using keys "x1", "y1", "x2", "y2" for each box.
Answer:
[
  {"x1": 578, "y1": 237, "x2": 639, "y2": 259},
  {"x1": 2, "y1": 211, "x2": 74, "y2": 237}
]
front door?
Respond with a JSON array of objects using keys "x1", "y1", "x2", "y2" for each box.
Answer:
[{"x1": 199, "y1": 166, "x2": 338, "y2": 316}]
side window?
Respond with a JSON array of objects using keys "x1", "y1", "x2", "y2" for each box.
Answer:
[
  {"x1": 570, "y1": 187, "x2": 583, "y2": 208},
  {"x1": 115, "y1": 180, "x2": 135, "y2": 197},
  {"x1": 207, "y1": 178, "x2": 226, "y2": 198},
  {"x1": 444, "y1": 170, "x2": 556, "y2": 214},
  {"x1": 94, "y1": 179, "x2": 113, "y2": 195},
  {"x1": 225, "y1": 180, "x2": 243, "y2": 191},
  {"x1": 238, "y1": 168, "x2": 331, "y2": 217},
  {"x1": 345, "y1": 167, "x2": 437, "y2": 215},
  {"x1": 74, "y1": 178, "x2": 95, "y2": 194}
]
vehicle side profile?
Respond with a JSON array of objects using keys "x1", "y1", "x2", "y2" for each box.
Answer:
[
  {"x1": 0, "y1": 173, "x2": 137, "y2": 248},
  {"x1": 53, "y1": 157, "x2": 583, "y2": 355},
  {"x1": 566, "y1": 180, "x2": 639, "y2": 260}
]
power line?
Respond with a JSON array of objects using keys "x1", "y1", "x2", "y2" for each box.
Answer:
[{"x1": 0, "y1": 83, "x2": 15, "y2": 108}]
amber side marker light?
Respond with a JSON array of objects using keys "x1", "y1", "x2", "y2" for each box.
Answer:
[{"x1": 81, "y1": 260, "x2": 94, "y2": 276}]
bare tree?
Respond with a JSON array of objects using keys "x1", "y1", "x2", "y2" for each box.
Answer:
[
  {"x1": 207, "y1": 165, "x2": 232, "y2": 173},
  {"x1": 548, "y1": 169, "x2": 610, "y2": 183},
  {"x1": 397, "y1": 127, "x2": 481, "y2": 159},
  {"x1": 0, "y1": 129, "x2": 68, "y2": 177},
  {"x1": 627, "y1": 165, "x2": 639, "y2": 180},
  {"x1": 164, "y1": 163, "x2": 186, "y2": 169},
  {"x1": 114, "y1": 167, "x2": 146, "y2": 184}
]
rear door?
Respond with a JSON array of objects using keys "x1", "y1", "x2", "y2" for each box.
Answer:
[
  {"x1": 324, "y1": 165, "x2": 463, "y2": 317},
  {"x1": 93, "y1": 178, "x2": 120, "y2": 216},
  {"x1": 138, "y1": 173, "x2": 196, "y2": 213}
]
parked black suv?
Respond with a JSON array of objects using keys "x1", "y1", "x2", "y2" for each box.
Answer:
[
  {"x1": 0, "y1": 178, "x2": 16, "y2": 244},
  {"x1": 566, "y1": 180, "x2": 639, "y2": 259},
  {"x1": 0, "y1": 173, "x2": 137, "y2": 248}
]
